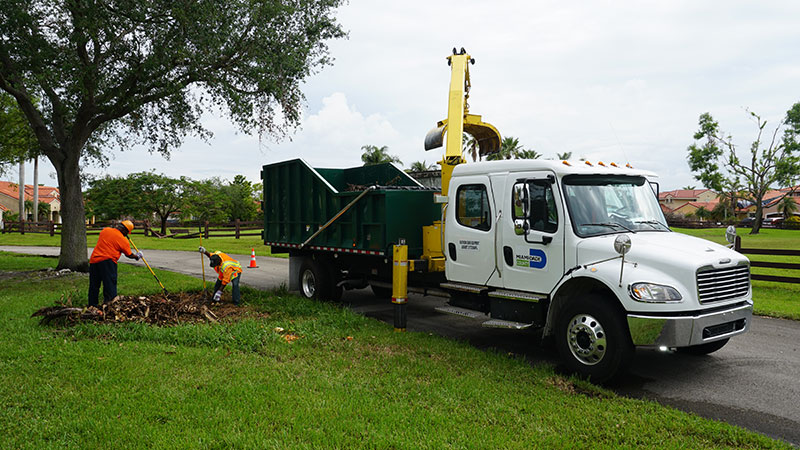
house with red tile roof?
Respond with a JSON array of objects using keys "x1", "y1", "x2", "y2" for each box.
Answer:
[
  {"x1": 658, "y1": 189, "x2": 719, "y2": 216},
  {"x1": 0, "y1": 181, "x2": 61, "y2": 223},
  {"x1": 749, "y1": 186, "x2": 800, "y2": 219}
]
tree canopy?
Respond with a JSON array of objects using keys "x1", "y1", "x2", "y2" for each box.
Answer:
[
  {"x1": 0, "y1": 0, "x2": 345, "y2": 270},
  {"x1": 408, "y1": 161, "x2": 435, "y2": 172},
  {"x1": 224, "y1": 175, "x2": 259, "y2": 222},
  {"x1": 361, "y1": 145, "x2": 401, "y2": 166},
  {"x1": 487, "y1": 136, "x2": 539, "y2": 161},
  {"x1": 86, "y1": 173, "x2": 259, "y2": 232},
  {"x1": 687, "y1": 104, "x2": 800, "y2": 234},
  {"x1": 0, "y1": 92, "x2": 37, "y2": 176}
]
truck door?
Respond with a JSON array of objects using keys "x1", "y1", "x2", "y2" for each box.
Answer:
[
  {"x1": 500, "y1": 173, "x2": 565, "y2": 294},
  {"x1": 445, "y1": 176, "x2": 498, "y2": 285}
]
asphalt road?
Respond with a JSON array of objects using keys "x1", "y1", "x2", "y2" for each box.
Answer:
[{"x1": 3, "y1": 245, "x2": 800, "y2": 445}]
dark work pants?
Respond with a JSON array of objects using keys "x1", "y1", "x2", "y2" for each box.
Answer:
[
  {"x1": 213, "y1": 274, "x2": 241, "y2": 305},
  {"x1": 88, "y1": 259, "x2": 118, "y2": 307}
]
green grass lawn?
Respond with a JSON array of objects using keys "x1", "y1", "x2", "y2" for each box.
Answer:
[
  {"x1": 0, "y1": 231, "x2": 278, "y2": 257},
  {"x1": 0, "y1": 252, "x2": 788, "y2": 449},
  {"x1": 673, "y1": 227, "x2": 800, "y2": 249}
]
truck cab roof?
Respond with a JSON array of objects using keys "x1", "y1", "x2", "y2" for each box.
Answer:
[{"x1": 451, "y1": 159, "x2": 658, "y2": 179}]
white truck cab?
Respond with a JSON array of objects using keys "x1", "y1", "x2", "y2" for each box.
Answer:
[{"x1": 444, "y1": 159, "x2": 752, "y2": 381}]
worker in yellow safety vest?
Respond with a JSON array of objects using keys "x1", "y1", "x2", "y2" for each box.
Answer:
[{"x1": 199, "y1": 247, "x2": 242, "y2": 305}]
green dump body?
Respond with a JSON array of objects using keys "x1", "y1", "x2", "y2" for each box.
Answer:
[{"x1": 262, "y1": 159, "x2": 440, "y2": 258}]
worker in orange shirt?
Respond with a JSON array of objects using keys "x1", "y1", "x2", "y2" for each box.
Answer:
[
  {"x1": 199, "y1": 247, "x2": 242, "y2": 305},
  {"x1": 89, "y1": 220, "x2": 142, "y2": 307}
]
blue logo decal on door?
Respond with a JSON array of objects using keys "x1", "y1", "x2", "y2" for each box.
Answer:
[{"x1": 515, "y1": 249, "x2": 547, "y2": 269}]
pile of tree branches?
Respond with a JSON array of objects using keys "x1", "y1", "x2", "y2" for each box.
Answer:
[{"x1": 29, "y1": 293, "x2": 250, "y2": 326}]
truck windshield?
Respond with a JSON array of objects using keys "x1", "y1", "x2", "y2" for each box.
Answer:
[{"x1": 562, "y1": 175, "x2": 668, "y2": 237}]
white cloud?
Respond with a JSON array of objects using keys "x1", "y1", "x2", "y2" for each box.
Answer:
[{"x1": 12, "y1": 0, "x2": 800, "y2": 192}]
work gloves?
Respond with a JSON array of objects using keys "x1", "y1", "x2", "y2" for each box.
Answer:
[
  {"x1": 212, "y1": 290, "x2": 222, "y2": 302},
  {"x1": 135, "y1": 251, "x2": 143, "y2": 260},
  {"x1": 199, "y1": 246, "x2": 206, "y2": 254}
]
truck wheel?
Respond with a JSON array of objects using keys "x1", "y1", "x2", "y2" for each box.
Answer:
[
  {"x1": 299, "y1": 259, "x2": 332, "y2": 300},
  {"x1": 555, "y1": 294, "x2": 633, "y2": 383},
  {"x1": 677, "y1": 338, "x2": 729, "y2": 355}
]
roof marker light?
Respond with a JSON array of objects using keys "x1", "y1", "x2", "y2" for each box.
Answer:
[
  {"x1": 598, "y1": 161, "x2": 606, "y2": 167},
  {"x1": 562, "y1": 161, "x2": 571, "y2": 166},
  {"x1": 585, "y1": 161, "x2": 593, "y2": 167},
  {"x1": 610, "y1": 162, "x2": 619, "y2": 168},
  {"x1": 626, "y1": 163, "x2": 633, "y2": 168}
]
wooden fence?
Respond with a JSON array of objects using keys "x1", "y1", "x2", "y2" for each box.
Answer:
[
  {"x1": 153, "y1": 220, "x2": 262, "y2": 240},
  {"x1": 1, "y1": 219, "x2": 262, "y2": 240},
  {"x1": 734, "y1": 236, "x2": 800, "y2": 284}
]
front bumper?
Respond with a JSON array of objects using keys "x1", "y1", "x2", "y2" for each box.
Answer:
[{"x1": 626, "y1": 302, "x2": 752, "y2": 347}]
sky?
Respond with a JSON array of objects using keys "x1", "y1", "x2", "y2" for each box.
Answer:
[{"x1": 11, "y1": 0, "x2": 800, "y2": 191}]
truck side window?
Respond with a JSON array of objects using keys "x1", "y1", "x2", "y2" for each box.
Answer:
[
  {"x1": 456, "y1": 184, "x2": 491, "y2": 231},
  {"x1": 512, "y1": 181, "x2": 558, "y2": 233}
]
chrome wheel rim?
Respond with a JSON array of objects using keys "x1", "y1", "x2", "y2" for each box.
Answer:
[
  {"x1": 567, "y1": 313, "x2": 607, "y2": 366},
  {"x1": 301, "y1": 269, "x2": 316, "y2": 298}
]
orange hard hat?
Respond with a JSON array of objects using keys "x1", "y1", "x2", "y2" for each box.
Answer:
[{"x1": 121, "y1": 220, "x2": 134, "y2": 233}]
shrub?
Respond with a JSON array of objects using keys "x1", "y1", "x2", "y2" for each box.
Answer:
[{"x1": 785, "y1": 216, "x2": 800, "y2": 230}]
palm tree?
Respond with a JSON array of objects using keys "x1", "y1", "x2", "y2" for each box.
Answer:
[
  {"x1": 683, "y1": 185, "x2": 696, "y2": 190},
  {"x1": 408, "y1": 161, "x2": 433, "y2": 173},
  {"x1": 515, "y1": 149, "x2": 541, "y2": 160},
  {"x1": 488, "y1": 136, "x2": 521, "y2": 161},
  {"x1": 462, "y1": 133, "x2": 479, "y2": 162},
  {"x1": 360, "y1": 145, "x2": 402, "y2": 166},
  {"x1": 694, "y1": 206, "x2": 711, "y2": 222},
  {"x1": 778, "y1": 194, "x2": 798, "y2": 218},
  {"x1": 556, "y1": 151, "x2": 572, "y2": 160}
]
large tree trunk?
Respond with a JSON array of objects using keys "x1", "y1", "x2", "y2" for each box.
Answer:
[
  {"x1": 52, "y1": 150, "x2": 89, "y2": 272},
  {"x1": 18, "y1": 158, "x2": 25, "y2": 220},
  {"x1": 33, "y1": 157, "x2": 39, "y2": 222},
  {"x1": 750, "y1": 201, "x2": 764, "y2": 235}
]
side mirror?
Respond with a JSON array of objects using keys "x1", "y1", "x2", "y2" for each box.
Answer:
[
  {"x1": 725, "y1": 225, "x2": 737, "y2": 245},
  {"x1": 614, "y1": 234, "x2": 632, "y2": 256}
]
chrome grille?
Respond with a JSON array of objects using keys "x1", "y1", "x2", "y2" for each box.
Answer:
[{"x1": 696, "y1": 264, "x2": 750, "y2": 304}]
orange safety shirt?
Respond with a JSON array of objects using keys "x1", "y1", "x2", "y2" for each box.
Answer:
[
  {"x1": 90, "y1": 227, "x2": 133, "y2": 264},
  {"x1": 212, "y1": 251, "x2": 242, "y2": 286}
]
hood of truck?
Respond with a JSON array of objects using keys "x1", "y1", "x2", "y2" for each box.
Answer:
[
  {"x1": 576, "y1": 231, "x2": 746, "y2": 265},
  {"x1": 575, "y1": 231, "x2": 750, "y2": 306}
]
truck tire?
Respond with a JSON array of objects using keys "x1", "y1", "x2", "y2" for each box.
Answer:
[
  {"x1": 555, "y1": 294, "x2": 634, "y2": 383},
  {"x1": 299, "y1": 258, "x2": 334, "y2": 301},
  {"x1": 677, "y1": 338, "x2": 729, "y2": 356}
]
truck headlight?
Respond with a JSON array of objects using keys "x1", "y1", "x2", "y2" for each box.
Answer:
[{"x1": 629, "y1": 283, "x2": 682, "y2": 302}]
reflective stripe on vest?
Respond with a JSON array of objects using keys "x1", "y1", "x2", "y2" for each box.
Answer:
[{"x1": 221, "y1": 260, "x2": 241, "y2": 273}]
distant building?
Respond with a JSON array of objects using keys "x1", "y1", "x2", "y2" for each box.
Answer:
[
  {"x1": 658, "y1": 189, "x2": 719, "y2": 217},
  {"x1": 751, "y1": 187, "x2": 800, "y2": 218},
  {"x1": 659, "y1": 186, "x2": 800, "y2": 220},
  {"x1": 0, "y1": 181, "x2": 62, "y2": 223}
]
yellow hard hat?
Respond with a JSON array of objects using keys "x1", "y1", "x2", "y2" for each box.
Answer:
[{"x1": 121, "y1": 220, "x2": 134, "y2": 233}]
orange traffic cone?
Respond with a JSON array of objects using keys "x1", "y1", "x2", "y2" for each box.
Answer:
[{"x1": 248, "y1": 248, "x2": 258, "y2": 268}]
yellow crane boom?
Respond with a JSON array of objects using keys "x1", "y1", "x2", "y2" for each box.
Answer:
[{"x1": 424, "y1": 47, "x2": 502, "y2": 195}]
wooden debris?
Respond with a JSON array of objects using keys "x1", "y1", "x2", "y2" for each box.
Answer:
[{"x1": 31, "y1": 292, "x2": 257, "y2": 326}]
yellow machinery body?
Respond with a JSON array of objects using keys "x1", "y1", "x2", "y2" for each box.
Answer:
[{"x1": 421, "y1": 49, "x2": 501, "y2": 271}]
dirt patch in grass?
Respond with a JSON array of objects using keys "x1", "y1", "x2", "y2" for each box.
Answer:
[
  {"x1": 0, "y1": 268, "x2": 85, "y2": 283},
  {"x1": 32, "y1": 292, "x2": 268, "y2": 326}
]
